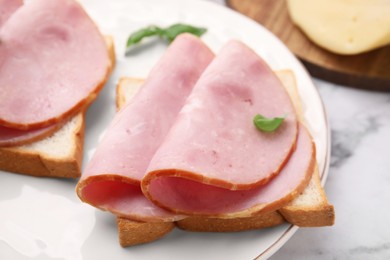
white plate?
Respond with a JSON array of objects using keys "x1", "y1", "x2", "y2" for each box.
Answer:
[{"x1": 0, "y1": 0, "x2": 330, "y2": 259}]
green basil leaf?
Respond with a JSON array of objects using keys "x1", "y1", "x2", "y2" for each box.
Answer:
[
  {"x1": 163, "y1": 24, "x2": 207, "y2": 43},
  {"x1": 253, "y1": 114, "x2": 287, "y2": 132},
  {"x1": 126, "y1": 25, "x2": 164, "y2": 48},
  {"x1": 125, "y1": 23, "x2": 207, "y2": 52}
]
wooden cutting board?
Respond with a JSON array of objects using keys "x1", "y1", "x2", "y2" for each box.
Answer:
[{"x1": 227, "y1": 0, "x2": 390, "y2": 91}]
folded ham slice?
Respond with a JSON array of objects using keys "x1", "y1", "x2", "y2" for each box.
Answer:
[
  {"x1": 0, "y1": 0, "x2": 22, "y2": 27},
  {"x1": 0, "y1": 0, "x2": 110, "y2": 130},
  {"x1": 143, "y1": 124, "x2": 315, "y2": 218},
  {"x1": 76, "y1": 34, "x2": 214, "y2": 221},
  {"x1": 143, "y1": 40, "x2": 298, "y2": 191},
  {"x1": 0, "y1": 123, "x2": 62, "y2": 147}
]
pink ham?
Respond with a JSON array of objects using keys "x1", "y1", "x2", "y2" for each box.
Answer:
[
  {"x1": 78, "y1": 180, "x2": 182, "y2": 222},
  {"x1": 0, "y1": 123, "x2": 61, "y2": 147},
  {"x1": 76, "y1": 34, "x2": 214, "y2": 221},
  {"x1": 0, "y1": 0, "x2": 110, "y2": 130},
  {"x1": 143, "y1": 124, "x2": 315, "y2": 218},
  {"x1": 0, "y1": 0, "x2": 22, "y2": 27},
  {"x1": 143, "y1": 40, "x2": 298, "y2": 192}
]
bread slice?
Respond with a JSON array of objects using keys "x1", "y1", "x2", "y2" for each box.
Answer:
[
  {"x1": 175, "y1": 211, "x2": 285, "y2": 232},
  {"x1": 274, "y1": 70, "x2": 334, "y2": 227},
  {"x1": 0, "y1": 36, "x2": 116, "y2": 178},
  {"x1": 279, "y1": 166, "x2": 335, "y2": 227},
  {"x1": 115, "y1": 71, "x2": 334, "y2": 246},
  {"x1": 0, "y1": 114, "x2": 85, "y2": 177},
  {"x1": 117, "y1": 218, "x2": 175, "y2": 247}
]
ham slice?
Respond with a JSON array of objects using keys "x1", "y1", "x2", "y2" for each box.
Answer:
[
  {"x1": 0, "y1": 0, "x2": 110, "y2": 130},
  {"x1": 0, "y1": 0, "x2": 22, "y2": 27},
  {"x1": 76, "y1": 34, "x2": 214, "y2": 221},
  {"x1": 143, "y1": 40, "x2": 298, "y2": 191},
  {"x1": 0, "y1": 123, "x2": 61, "y2": 147},
  {"x1": 143, "y1": 124, "x2": 315, "y2": 218}
]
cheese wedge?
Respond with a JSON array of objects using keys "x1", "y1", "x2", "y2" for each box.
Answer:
[{"x1": 287, "y1": 0, "x2": 390, "y2": 55}]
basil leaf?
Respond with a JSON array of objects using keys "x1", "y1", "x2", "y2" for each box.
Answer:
[
  {"x1": 164, "y1": 24, "x2": 207, "y2": 43},
  {"x1": 126, "y1": 25, "x2": 164, "y2": 47},
  {"x1": 253, "y1": 114, "x2": 287, "y2": 132},
  {"x1": 126, "y1": 23, "x2": 207, "y2": 50}
]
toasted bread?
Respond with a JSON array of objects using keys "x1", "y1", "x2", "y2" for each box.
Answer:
[{"x1": 117, "y1": 218, "x2": 175, "y2": 247}]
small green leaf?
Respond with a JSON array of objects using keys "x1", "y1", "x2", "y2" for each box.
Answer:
[
  {"x1": 126, "y1": 25, "x2": 164, "y2": 48},
  {"x1": 253, "y1": 114, "x2": 287, "y2": 132},
  {"x1": 163, "y1": 24, "x2": 207, "y2": 43},
  {"x1": 125, "y1": 23, "x2": 207, "y2": 53}
]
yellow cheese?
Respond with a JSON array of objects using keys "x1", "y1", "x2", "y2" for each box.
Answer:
[{"x1": 287, "y1": 0, "x2": 390, "y2": 55}]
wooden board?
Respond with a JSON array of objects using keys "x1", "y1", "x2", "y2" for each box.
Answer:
[{"x1": 227, "y1": 0, "x2": 390, "y2": 91}]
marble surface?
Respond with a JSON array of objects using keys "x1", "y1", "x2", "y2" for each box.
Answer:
[{"x1": 206, "y1": 0, "x2": 390, "y2": 259}]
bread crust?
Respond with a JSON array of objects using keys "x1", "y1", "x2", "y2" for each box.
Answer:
[
  {"x1": 117, "y1": 218, "x2": 175, "y2": 247},
  {"x1": 176, "y1": 212, "x2": 285, "y2": 232},
  {"x1": 279, "y1": 169, "x2": 335, "y2": 227}
]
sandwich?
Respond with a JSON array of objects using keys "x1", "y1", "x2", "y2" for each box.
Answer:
[
  {"x1": 76, "y1": 34, "x2": 335, "y2": 246},
  {"x1": 115, "y1": 72, "x2": 334, "y2": 246}
]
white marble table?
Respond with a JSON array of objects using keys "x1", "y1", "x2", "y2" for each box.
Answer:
[{"x1": 207, "y1": 0, "x2": 390, "y2": 259}]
